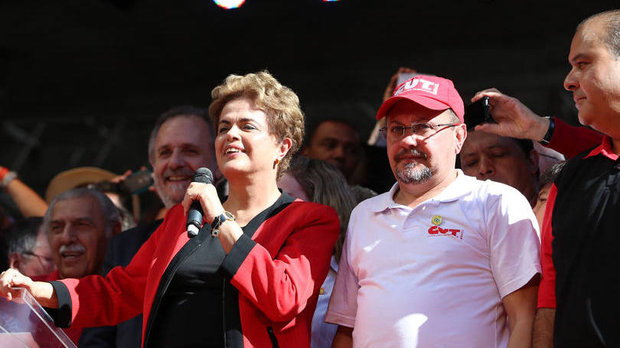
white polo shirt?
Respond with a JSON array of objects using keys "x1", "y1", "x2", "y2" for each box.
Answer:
[{"x1": 325, "y1": 170, "x2": 540, "y2": 348}]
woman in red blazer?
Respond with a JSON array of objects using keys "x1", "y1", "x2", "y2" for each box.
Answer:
[{"x1": 0, "y1": 71, "x2": 340, "y2": 348}]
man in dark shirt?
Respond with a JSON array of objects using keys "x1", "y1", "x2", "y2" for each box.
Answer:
[{"x1": 469, "y1": 9, "x2": 620, "y2": 348}]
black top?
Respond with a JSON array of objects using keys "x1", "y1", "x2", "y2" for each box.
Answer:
[
  {"x1": 142, "y1": 192, "x2": 295, "y2": 348},
  {"x1": 80, "y1": 178, "x2": 228, "y2": 348},
  {"x1": 551, "y1": 147, "x2": 620, "y2": 347},
  {"x1": 79, "y1": 219, "x2": 162, "y2": 348},
  {"x1": 149, "y1": 226, "x2": 226, "y2": 347}
]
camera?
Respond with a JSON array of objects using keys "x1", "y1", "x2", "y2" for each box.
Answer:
[{"x1": 464, "y1": 96, "x2": 495, "y2": 130}]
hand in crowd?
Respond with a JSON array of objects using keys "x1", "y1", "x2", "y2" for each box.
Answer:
[
  {"x1": 0, "y1": 268, "x2": 35, "y2": 301},
  {"x1": 111, "y1": 166, "x2": 150, "y2": 183},
  {"x1": 383, "y1": 67, "x2": 416, "y2": 102},
  {"x1": 113, "y1": 166, "x2": 156, "y2": 193},
  {"x1": 0, "y1": 268, "x2": 56, "y2": 306},
  {"x1": 111, "y1": 169, "x2": 133, "y2": 184},
  {"x1": 0, "y1": 166, "x2": 48, "y2": 217},
  {"x1": 369, "y1": 67, "x2": 416, "y2": 146},
  {"x1": 472, "y1": 88, "x2": 550, "y2": 142}
]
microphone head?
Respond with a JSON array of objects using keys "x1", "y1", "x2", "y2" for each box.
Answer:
[{"x1": 192, "y1": 167, "x2": 213, "y2": 184}]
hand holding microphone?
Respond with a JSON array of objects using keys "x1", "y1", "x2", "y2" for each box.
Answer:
[{"x1": 183, "y1": 167, "x2": 214, "y2": 238}]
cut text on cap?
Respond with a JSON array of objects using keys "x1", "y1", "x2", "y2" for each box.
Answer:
[{"x1": 394, "y1": 77, "x2": 440, "y2": 97}]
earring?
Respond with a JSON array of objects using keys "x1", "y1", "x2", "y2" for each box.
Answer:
[{"x1": 273, "y1": 158, "x2": 280, "y2": 169}]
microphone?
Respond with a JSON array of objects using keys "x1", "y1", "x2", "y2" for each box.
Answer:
[{"x1": 186, "y1": 167, "x2": 213, "y2": 238}]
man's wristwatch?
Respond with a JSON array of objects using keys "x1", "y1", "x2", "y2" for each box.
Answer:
[
  {"x1": 539, "y1": 116, "x2": 555, "y2": 145},
  {"x1": 210, "y1": 211, "x2": 235, "y2": 237}
]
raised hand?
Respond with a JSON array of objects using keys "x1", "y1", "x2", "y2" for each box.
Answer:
[{"x1": 472, "y1": 88, "x2": 549, "y2": 142}]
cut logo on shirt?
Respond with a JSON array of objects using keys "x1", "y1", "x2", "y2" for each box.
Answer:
[{"x1": 427, "y1": 225, "x2": 464, "y2": 239}]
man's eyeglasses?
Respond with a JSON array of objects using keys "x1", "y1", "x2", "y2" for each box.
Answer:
[
  {"x1": 379, "y1": 122, "x2": 461, "y2": 139},
  {"x1": 22, "y1": 251, "x2": 54, "y2": 265}
]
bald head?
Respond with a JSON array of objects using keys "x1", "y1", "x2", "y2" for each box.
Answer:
[{"x1": 578, "y1": 10, "x2": 620, "y2": 57}]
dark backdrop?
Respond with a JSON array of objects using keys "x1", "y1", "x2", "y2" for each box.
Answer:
[{"x1": 0, "y1": 0, "x2": 617, "y2": 195}]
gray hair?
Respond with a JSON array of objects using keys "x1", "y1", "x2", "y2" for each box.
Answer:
[
  {"x1": 445, "y1": 109, "x2": 461, "y2": 124},
  {"x1": 147, "y1": 106, "x2": 214, "y2": 165},
  {"x1": 43, "y1": 188, "x2": 121, "y2": 238},
  {"x1": 6, "y1": 217, "x2": 43, "y2": 255}
]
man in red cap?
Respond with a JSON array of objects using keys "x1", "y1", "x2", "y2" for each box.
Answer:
[{"x1": 326, "y1": 75, "x2": 540, "y2": 347}]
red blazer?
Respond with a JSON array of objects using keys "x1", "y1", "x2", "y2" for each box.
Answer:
[{"x1": 56, "y1": 199, "x2": 339, "y2": 347}]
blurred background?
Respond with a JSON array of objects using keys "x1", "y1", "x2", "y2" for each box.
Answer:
[{"x1": 0, "y1": 0, "x2": 617, "y2": 195}]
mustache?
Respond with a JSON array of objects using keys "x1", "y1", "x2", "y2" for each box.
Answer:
[
  {"x1": 58, "y1": 244, "x2": 86, "y2": 254},
  {"x1": 394, "y1": 148, "x2": 428, "y2": 162}
]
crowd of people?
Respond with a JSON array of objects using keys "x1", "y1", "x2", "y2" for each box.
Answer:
[{"x1": 0, "y1": 8, "x2": 619, "y2": 348}]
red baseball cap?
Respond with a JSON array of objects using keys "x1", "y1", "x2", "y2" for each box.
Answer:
[{"x1": 376, "y1": 74, "x2": 464, "y2": 122}]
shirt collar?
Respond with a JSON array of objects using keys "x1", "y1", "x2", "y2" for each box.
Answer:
[
  {"x1": 584, "y1": 135, "x2": 619, "y2": 161},
  {"x1": 369, "y1": 169, "x2": 473, "y2": 213}
]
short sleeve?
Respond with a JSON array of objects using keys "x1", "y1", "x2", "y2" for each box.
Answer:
[
  {"x1": 487, "y1": 187, "x2": 542, "y2": 299},
  {"x1": 324, "y1": 225, "x2": 358, "y2": 328}
]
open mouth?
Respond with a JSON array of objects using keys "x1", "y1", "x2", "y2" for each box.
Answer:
[
  {"x1": 162, "y1": 169, "x2": 194, "y2": 185},
  {"x1": 60, "y1": 251, "x2": 84, "y2": 262},
  {"x1": 166, "y1": 176, "x2": 190, "y2": 183},
  {"x1": 59, "y1": 244, "x2": 86, "y2": 263},
  {"x1": 224, "y1": 145, "x2": 244, "y2": 155}
]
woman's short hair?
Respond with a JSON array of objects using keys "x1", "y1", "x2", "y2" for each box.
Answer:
[{"x1": 209, "y1": 71, "x2": 305, "y2": 178}]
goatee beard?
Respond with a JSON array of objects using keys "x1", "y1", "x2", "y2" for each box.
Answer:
[
  {"x1": 394, "y1": 148, "x2": 432, "y2": 184},
  {"x1": 396, "y1": 163, "x2": 432, "y2": 184}
]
